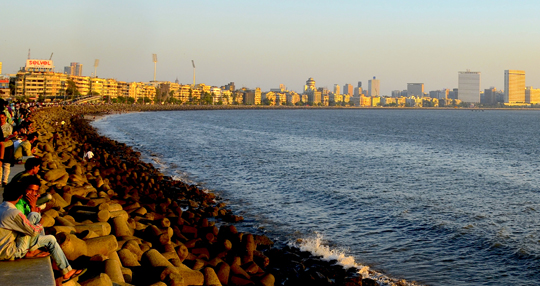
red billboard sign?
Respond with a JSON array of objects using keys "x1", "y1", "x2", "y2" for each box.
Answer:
[{"x1": 26, "y1": 59, "x2": 53, "y2": 69}]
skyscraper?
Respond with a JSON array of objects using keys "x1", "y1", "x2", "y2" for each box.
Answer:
[
  {"x1": 458, "y1": 70, "x2": 481, "y2": 103},
  {"x1": 64, "y1": 62, "x2": 83, "y2": 76},
  {"x1": 343, "y1": 84, "x2": 353, "y2": 96},
  {"x1": 407, "y1": 83, "x2": 424, "y2": 97},
  {"x1": 304, "y1": 77, "x2": 316, "y2": 92},
  {"x1": 525, "y1": 86, "x2": 540, "y2": 104},
  {"x1": 504, "y1": 70, "x2": 525, "y2": 103},
  {"x1": 368, "y1": 77, "x2": 380, "y2": 97},
  {"x1": 334, "y1": 84, "x2": 340, "y2": 95},
  {"x1": 354, "y1": 82, "x2": 363, "y2": 97},
  {"x1": 304, "y1": 77, "x2": 321, "y2": 104}
]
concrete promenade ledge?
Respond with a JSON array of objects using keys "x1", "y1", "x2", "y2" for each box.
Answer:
[{"x1": 0, "y1": 163, "x2": 56, "y2": 286}]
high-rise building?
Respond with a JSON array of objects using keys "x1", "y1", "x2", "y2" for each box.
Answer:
[
  {"x1": 354, "y1": 82, "x2": 363, "y2": 96},
  {"x1": 223, "y1": 82, "x2": 235, "y2": 91},
  {"x1": 353, "y1": 87, "x2": 361, "y2": 97},
  {"x1": 483, "y1": 87, "x2": 498, "y2": 105},
  {"x1": 368, "y1": 77, "x2": 380, "y2": 97},
  {"x1": 333, "y1": 84, "x2": 340, "y2": 95},
  {"x1": 343, "y1": 84, "x2": 353, "y2": 96},
  {"x1": 504, "y1": 70, "x2": 525, "y2": 103},
  {"x1": 438, "y1": 89, "x2": 449, "y2": 99},
  {"x1": 407, "y1": 83, "x2": 424, "y2": 97},
  {"x1": 303, "y1": 78, "x2": 321, "y2": 104},
  {"x1": 429, "y1": 89, "x2": 449, "y2": 99},
  {"x1": 458, "y1": 70, "x2": 481, "y2": 103},
  {"x1": 525, "y1": 86, "x2": 540, "y2": 104},
  {"x1": 64, "y1": 62, "x2": 83, "y2": 76},
  {"x1": 304, "y1": 77, "x2": 316, "y2": 92}
]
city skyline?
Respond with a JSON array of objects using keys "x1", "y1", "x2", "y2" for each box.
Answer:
[{"x1": 2, "y1": 0, "x2": 540, "y2": 95}]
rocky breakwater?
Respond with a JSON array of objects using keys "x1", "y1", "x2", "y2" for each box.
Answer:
[{"x1": 31, "y1": 106, "x2": 368, "y2": 286}]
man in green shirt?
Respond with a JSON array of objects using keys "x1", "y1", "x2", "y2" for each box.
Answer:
[
  {"x1": 0, "y1": 177, "x2": 86, "y2": 282},
  {"x1": 9, "y1": 161, "x2": 51, "y2": 215}
]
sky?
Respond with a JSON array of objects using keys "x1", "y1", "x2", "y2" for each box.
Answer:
[{"x1": 2, "y1": 0, "x2": 540, "y2": 95}]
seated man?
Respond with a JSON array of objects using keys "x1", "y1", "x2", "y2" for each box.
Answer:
[
  {"x1": 0, "y1": 178, "x2": 84, "y2": 282},
  {"x1": 14, "y1": 132, "x2": 38, "y2": 162},
  {"x1": 10, "y1": 157, "x2": 41, "y2": 185},
  {"x1": 9, "y1": 158, "x2": 51, "y2": 212}
]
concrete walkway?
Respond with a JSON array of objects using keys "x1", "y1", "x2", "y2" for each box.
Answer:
[{"x1": 0, "y1": 163, "x2": 56, "y2": 286}]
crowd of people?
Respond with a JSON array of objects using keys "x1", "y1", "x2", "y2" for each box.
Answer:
[
  {"x1": 0, "y1": 100, "x2": 86, "y2": 283},
  {"x1": 0, "y1": 100, "x2": 41, "y2": 186}
]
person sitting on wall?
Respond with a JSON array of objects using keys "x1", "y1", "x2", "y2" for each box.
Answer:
[
  {"x1": 7, "y1": 172, "x2": 51, "y2": 217},
  {"x1": 0, "y1": 178, "x2": 85, "y2": 282},
  {"x1": 14, "y1": 132, "x2": 39, "y2": 163},
  {"x1": 10, "y1": 157, "x2": 42, "y2": 185}
]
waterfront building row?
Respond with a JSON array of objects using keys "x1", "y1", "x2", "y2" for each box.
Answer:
[{"x1": 13, "y1": 71, "x2": 157, "y2": 101}]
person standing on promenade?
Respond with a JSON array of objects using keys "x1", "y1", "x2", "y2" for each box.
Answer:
[
  {"x1": 0, "y1": 113, "x2": 15, "y2": 187},
  {"x1": 0, "y1": 178, "x2": 85, "y2": 282}
]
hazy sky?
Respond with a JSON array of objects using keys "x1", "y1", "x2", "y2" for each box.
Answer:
[{"x1": 2, "y1": 0, "x2": 540, "y2": 95}]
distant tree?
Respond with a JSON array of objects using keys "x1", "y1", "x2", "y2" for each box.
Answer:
[
  {"x1": 9, "y1": 82, "x2": 15, "y2": 96},
  {"x1": 222, "y1": 94, "x2": 229, "y2": 105},
  {"x1": 137, "y1": 97, "x2": 152, "y2": 104},
  {"x1": 423, "y1": 100, "x2": 433, "y2": 107},
  {"x1": 200, "y1": 92, "x2": 212, "y2": 105},
  {"x1": 15, "y1": 96, "x2": 29, "y2": 102},
  {"x1": 66, "y1": 80, "x2": 80, "y2": 96}
]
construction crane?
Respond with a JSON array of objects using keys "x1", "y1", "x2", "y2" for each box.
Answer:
[{"x1": 49, "y1": 53, "x2": 53, "y2": 60}]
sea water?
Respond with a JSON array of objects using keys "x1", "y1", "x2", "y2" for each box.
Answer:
[{"x1": 92, "y1": 109, "x2": 540, "y2": 285}]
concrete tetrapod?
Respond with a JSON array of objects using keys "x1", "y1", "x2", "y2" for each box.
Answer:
[
  {"x1": 142, "y1": 249, "x2": 204, "y2": 285},
  {"x1": 104, "y1": 259, "x2": 125, "y2": 283},
  {"x1": 202, "y1": 267, "x2": 223, "y2": 286},
  {"x1": 57, "y1": 233, "x2": 118, "y2": 260},
  {"x1": 80, "y1": 273, "x2": 113, "y2": 286}
]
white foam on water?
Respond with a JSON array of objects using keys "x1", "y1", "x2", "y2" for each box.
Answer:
[{"x1": 290, "y1": 232, "x2": 421, "y2": 286}]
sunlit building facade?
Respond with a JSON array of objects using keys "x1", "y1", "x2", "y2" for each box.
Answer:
[
  {"x1": 525, "y1": 86, "x2": 540, "y2": 104},
  {"x1": 368, "y1": 77, "x2": 380, "y2": 97},
  {"x1": 504, "y1": 70, "x2": 525, "y2": 103}
]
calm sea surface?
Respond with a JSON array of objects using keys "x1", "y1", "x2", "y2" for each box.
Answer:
[{"x1": 92, "y1": 109, "x2": 540, "y2": 285}]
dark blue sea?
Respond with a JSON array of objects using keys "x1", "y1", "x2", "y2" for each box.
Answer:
[{"x1": 92, "y1": 109, "x2": 540, "y2": 285}]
